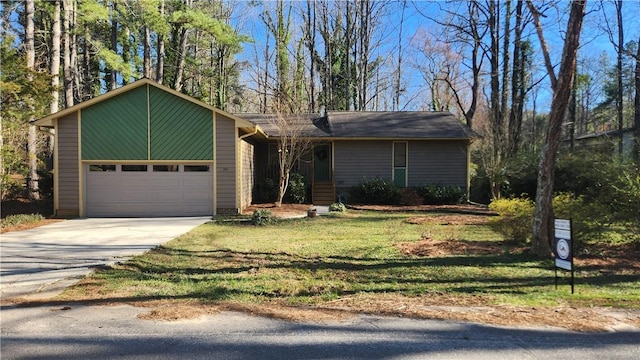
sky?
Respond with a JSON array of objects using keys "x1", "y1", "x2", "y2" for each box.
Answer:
[{"x1": 232, "y1": 0, "x2": 640, "y2": 112}]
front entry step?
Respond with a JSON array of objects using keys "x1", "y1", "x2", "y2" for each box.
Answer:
[{"x1": 312, "y1": 182, "x2": 335, "y2": 205}]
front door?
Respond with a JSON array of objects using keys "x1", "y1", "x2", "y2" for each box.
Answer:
[{"x1": 313, "y1": 144, "x2": 332, "y2": 182}]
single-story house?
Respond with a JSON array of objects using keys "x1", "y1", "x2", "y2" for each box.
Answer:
[
  {"x1": 241, "y1": 111, "x2": 473, "y2": 205},
  {"x1": 34, "y1": 78, "x2": 473, "y2": 217}
]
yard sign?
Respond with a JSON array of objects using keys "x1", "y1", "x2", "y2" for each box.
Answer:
[{"x1": 554, "y1": 219, "x2": 574, "y2": 294}]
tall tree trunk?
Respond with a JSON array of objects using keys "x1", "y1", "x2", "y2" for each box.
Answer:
[
  {"x1": 305, "y1": 0, "x2": 316, "y2": 112},
  {"x1": 49, "y1": 0, "x2": 61, "y2": 154},
  {"x1": 615, "y1": 0, "x2": 624, "y2": 156},
  {"x1": 488, "y1": 0, "x2": 502, "y2": 198},
  {"x1": 156, "y1": 0, "x2": 165, "y2": 84},
  {"x1": 508, "y1": 0, "x2": 524, "y2": 155},
  {"x1": 50, "y1": 0, "x2": 61, "y2": 114},
  {"x1": 531, "y1": 0, "x2": 586, "y2": 257},
  {"x1": 174, "y1": 28, "x2": 189, "y2": 91},
  {"x1": 63, "y1": 0, "x2": 74, "y2": 107},
  {"x1": 634, "y1": 34, "x2": 640, "y2": 165},
  {"x1": 107, "y1": 1, "x2": 118, "y2": 90},
  {"x1": 143, "y1": 26, "x2": 151, "y2": 78},
  {"x1": 393, "y1": 0, "x2": 406, "y2": 111},
  {"x1": 82, "y1": 24, "x2": 91, "y2": 101},
  {"x1": 25, "y1": 0, "x2": 39, "y2": 200}
]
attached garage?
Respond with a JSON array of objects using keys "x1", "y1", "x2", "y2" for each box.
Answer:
[
  {"x1": 85, "y1": 164, "x2": 213, "y2": 217},
  {"x1": 34, "y1": 79, "x2": 260, "y2": 217}
]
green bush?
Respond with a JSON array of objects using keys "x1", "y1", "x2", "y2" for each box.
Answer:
[
  {"x1": 251, "y1": 209, "x2": 276, "y2": 226},
  {"x1": 488, "y1": 197, "x2": 534, "y2": 244},
  {"x1": 349, "y1": 178, "x2": 400, "y2": 205},
  {"x1": 418, "y1": 184, "x2": 466, "y2": 205},
  {"x1": 328, "y1": 202, "x2": 347, "y2": 212},
  {"x1": 1, "y1": 213, "x2": 44, "y2": 229},
  {"x1": 255, "y1": 178, "x2": 278, "y2": 203},
  {"x1": 611, "y1": 168, "x2": 640, "y2": 240},
  {"x1": 286, "y1": 173, "x2": 307, "y2": 204}
]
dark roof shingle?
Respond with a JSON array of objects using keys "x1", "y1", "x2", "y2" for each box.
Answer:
[{"x1": 237, "y1": 111, "x2": 471, "y2": 139}]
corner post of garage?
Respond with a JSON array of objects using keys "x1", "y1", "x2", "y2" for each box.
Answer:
[{"x1": 212, "y1": 111, "x2": 217, "y2": 216}]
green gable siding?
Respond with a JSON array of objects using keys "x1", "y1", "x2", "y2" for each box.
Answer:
[
  {"x1": 81, "y1": 85, "x2": 148, "y2": 160},
  {"x1": 149, "y1": 87, "x2": 213, "y2": 160}
]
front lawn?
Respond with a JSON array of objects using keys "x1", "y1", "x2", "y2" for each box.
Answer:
[{"x1": 59, "y1": 210, "x2": 640, "y2": 331}]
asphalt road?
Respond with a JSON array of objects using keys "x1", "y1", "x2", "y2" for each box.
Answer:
[{"x1": 1, "y1": 303, "x2": 639, "y2": 360}]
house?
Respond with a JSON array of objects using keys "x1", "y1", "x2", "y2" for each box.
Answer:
[
  {"x1": 35, "y1": 79, "x2": 473, "y2": 217},
  {"x1": 240, "y1": 111, "x2": 473, "y2": 205},
  {"x1": 34, "y1": 78, "x2": 260, "y2": 217}
]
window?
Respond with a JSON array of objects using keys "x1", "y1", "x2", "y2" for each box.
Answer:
[
  {"x1": 153, "y1": 165, "x2": 179, "y2": 172},
  {"x1": 393, "y1": 142, "x2": 407, "y2": 187},
  {"x1": 184, "y1": 165, "x2": 210, "y2": 172},
  {"x1": 89, "y1": 165, "x2": 116, "y2": 172},
  {"x1": 122, "y1": 165, "x2": 148, "y2": 172}
]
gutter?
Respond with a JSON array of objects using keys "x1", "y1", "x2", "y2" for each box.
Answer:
[{"x1": 239, "y1": 125, "x2": 264, "y2": 140}]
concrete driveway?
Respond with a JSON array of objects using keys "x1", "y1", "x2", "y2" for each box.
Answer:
[{"x1": 0, "y1": 217, "x2": 211, "y2": 300}]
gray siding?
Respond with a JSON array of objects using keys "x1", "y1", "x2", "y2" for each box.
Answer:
[
  {"x1": 57, "y1": 112, "x2": 80, "y2": 215},
  {"x1": 240, "y1": 139, "x2": 254, "y2": 209},
  {"x1": 333, "y1": 140, "x2": 468, "y2": 195},
  {"x1": 215, "y1": 114, "x2": 238, "y2": 212},
  {"x1": 408, "y1": 140, "x2": 468, "y2": 187},
  {"x1": 334, "y1": 141, "x2": 392, "y2": 189}
]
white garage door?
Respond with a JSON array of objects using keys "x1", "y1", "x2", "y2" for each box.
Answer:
[{"x1": 85, "y1": 164, "x2": 213, "y2": 217}]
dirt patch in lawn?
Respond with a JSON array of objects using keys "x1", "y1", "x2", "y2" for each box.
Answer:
[
  {"x1": 350, "y1": 204, "x2": 496, "y2": 216},
  {"x1": 405, "y1": 214, "x2": 490, "y2": 226},
  {"x1": 397, "y1": 237, "x2": 518, "y2": 257}
]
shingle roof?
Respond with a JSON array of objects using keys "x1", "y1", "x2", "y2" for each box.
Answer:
[{"x1": 237, "y1": 111, "x2": 471, "y2": 140}]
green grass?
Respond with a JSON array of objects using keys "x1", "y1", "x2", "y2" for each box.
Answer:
[
  {"x1": 0, "y1": 213, "x2": 44, "y2": 229},
  {"x1": 64, "y1": 211, "x2": 640, "y2": 309}
]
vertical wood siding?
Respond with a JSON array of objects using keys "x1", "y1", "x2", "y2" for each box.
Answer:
[
  {"x1": 57, "y1": 112, "x2": 80, "y2": 215},
  {"x1": 240, "y1": 139, "x2": 254, "y2": 209},
  {"x1": 215, "y1": 114, "x2": 237, "y2": 212},
  {"x1": 408, "y1": 141, "x2": 468, "y2": 187}
]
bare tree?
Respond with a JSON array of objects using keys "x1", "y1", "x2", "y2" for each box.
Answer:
[
  {"x1": 528, "y1": 0, "x2": 587, "y2": 257},
  {"x1": 268, "y1": 111, "x2": 313, "y2": 207},
  {"x1": 635, "y1": 34, "x2": 640, "y2": 165}
]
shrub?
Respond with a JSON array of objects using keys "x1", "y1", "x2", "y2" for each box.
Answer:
[
  {"x1": 611, "y1": 168, "x2": 640, "y2": 240},
  {"x1": 286, "y1": 173, "x2": 307, "y2": 204},
  {"x1": 488, "y1": 197, "x2": 534, "y2": 244},
  {"x1": 349, "y1": 178, "x2": 400, "y2": 205},
  {"x1": 328, "y1": 202, "x2": 347, "y2": 212},
  {"x1": 1, "y1": 213, "x2": 44, "y2": 229},
  {"x1": 251, "y1": 209, "x2": 275, "y2": 226},
  {"x1": 398, "y1": 188, "x2": 424, "y2": 206},
  {"x1": 418, "y1": 184, "x2": 466, "y2": 205},
  {"x1": 255, "y1": 178, "x2": 278, "y2": 203}
]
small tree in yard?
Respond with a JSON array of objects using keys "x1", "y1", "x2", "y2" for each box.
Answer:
[{"x1": 269, "y1": 111, "x2": 313, "y2": 207}]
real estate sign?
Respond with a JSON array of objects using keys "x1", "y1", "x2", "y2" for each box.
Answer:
[
  {"x1": 554, "y1": 219, "x2": 574, "y2": 293},
  {"x1": 554, "y1": 219, "x2": 572, "y2": 271}
]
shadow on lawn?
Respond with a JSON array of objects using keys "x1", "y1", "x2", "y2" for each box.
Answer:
[{"x1": 93, "y1": 245, "x2": 639, "y2": 302}]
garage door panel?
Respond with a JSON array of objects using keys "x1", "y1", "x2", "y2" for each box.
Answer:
[{"x1": 86, "y1": 164, "x2": 213, "y2": 217}]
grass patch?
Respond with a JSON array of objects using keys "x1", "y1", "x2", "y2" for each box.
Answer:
[
  {"x1": 60, "y1": 211, "x2": 640, "y2": 318},
  {"x1": 1, "y1": 213, "x2": 44, "y2": 230}
]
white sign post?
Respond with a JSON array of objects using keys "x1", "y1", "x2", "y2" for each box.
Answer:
[{"x1": 554, "y1": 219, "x2": 574, "y2": 294}]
